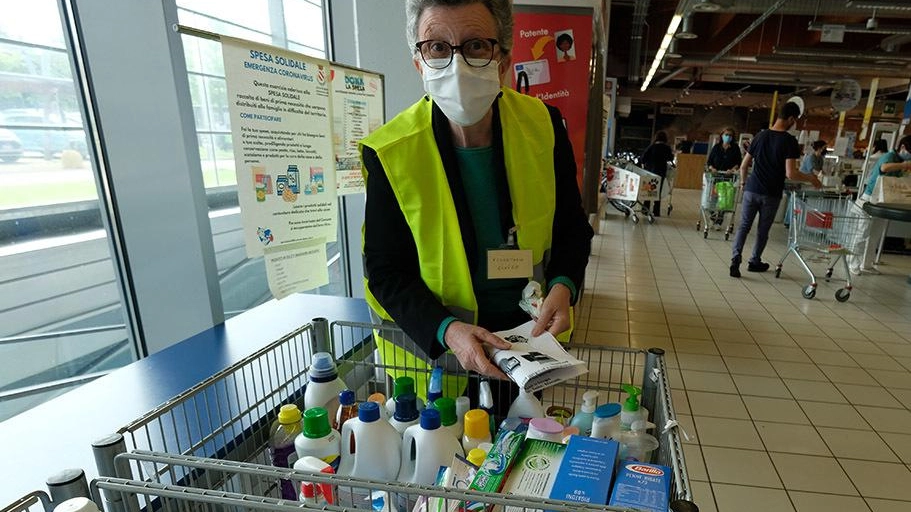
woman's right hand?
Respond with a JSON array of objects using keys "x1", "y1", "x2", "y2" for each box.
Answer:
[{"x1": 444, "y1": 321, "x2": 511, "y2": 380}]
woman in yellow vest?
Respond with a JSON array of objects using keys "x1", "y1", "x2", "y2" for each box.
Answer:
[{"x1": 360, "y1": 0, "x2": 593, "y2": 386}]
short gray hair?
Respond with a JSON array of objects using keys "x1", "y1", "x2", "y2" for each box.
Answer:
[{"x1": 405, "y1": 0, "x2": 513, "y2": 55}]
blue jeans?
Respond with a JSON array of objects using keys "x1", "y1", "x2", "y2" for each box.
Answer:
[{"x1": 732, "y1": 190, "x2": 782, "y2": 264}]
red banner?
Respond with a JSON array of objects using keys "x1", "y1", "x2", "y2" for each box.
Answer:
[{"x1": 512, "y1": 11, "x2": 593, "y2": 188}]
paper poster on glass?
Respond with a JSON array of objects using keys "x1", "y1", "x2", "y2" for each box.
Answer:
[
  {"x1": 221, "y1": 36, "x2": 337, "y2": 258},
  {"x1": 331, "y1": 65, "x2": 385, "y2": 195}
]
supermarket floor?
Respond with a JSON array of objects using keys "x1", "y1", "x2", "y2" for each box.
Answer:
[{"x1": 575, "y1": 188, "x2": 911, "y2": 512}]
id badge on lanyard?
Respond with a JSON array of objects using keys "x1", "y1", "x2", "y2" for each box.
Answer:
[{"x1": 487, "y1": 226, "x2": 533, "y2": 279}]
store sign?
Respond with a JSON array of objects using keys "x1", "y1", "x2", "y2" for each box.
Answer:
[
  {"x1": 660, "y1": 106, "x2": 694, "y2": 115},
  {"x1": 820, "y1": 24, "x2": 845, "y2": 43},
  {"x1": 831, "y1": 79, "x2": 862, "y2": 112}
]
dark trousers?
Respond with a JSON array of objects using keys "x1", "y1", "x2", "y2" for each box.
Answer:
[{"x1": 731, "y1": 190, "x2": 781, "y2": 264}]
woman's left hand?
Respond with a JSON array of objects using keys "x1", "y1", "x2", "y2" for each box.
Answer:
[{"x1": 531, "y1": 283, "x2": 572, "y2": 337}]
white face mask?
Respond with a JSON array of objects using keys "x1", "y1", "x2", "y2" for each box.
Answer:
[
  {"x1": 421, "y1": 57, "x2": 502, "y2": 127},
  {"x1": 900, "y1": 149, "x2": 911, "y2": 161}
]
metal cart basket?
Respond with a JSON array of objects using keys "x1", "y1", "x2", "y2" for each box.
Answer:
[
  {"x1": 697, "y1": 171, "x2": 739, "y2": 240},
  {"x1": 87, "y1": 320, "x2": 697, "y2": 512},
  {"x1": 775, "y1": 191, "x2": 872, "y2": 301}
]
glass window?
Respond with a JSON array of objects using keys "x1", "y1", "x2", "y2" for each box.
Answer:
[
  {"x1": 177, "y1": 0, "x2": 343, "y2": 319},
  {"x1": 0, "y1": 1, "x2": 135, "y2": 420}
]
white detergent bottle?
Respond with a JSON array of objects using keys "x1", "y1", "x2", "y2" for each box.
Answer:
[
  {"x1": 433, "y1": 397, "x2": 462, "y2": 439},
  {"x1": 568, "y1": 390, "x2": 599, "y2": 436},
  {"x1": 507, "y1": 389, "x2": 545, "y2": 421},
  {"x1": 619, "y1": 385, "x2": 649, "y2": 431},
  {"x1": 304, "y1": 353, "x2": 347, "y2": 423},
  {"x1": 385, "y1": 376, "x2": 425, "y2": 417},
  {"x1": 398, "y1": 408, "x2": 464, "y2": 485},
  {"x1": 294, "y1": 407, "x2": 341, "y2": 473},
  {"x1": 616, "y1": 420, "x2": 659, "y2": 462},
  {"x1": 338, "y1": 401, "x2": 401, "y2": 481},
  {"x1": 389, "y1": 392, "x2": 420, "y2": 435},
  {"x1": 591, "y1": 403, "x2": 622, "y2": 439}
]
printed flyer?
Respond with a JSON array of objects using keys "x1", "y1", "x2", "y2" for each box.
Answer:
[
  {"x1": 331, "y1": 65, "x2": 384, "y2": 195},
  {"x1": 222, "y1": 36, "x2": 337, "y2": 259}
]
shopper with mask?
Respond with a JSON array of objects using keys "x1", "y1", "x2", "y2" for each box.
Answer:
[
  {"x1": 848, "y1": 134, "x2": 911, "y2": 274},
  {"x1": 730, "y1": 101, "x2": 821, "y2": 278},
  {"x1": 707, "y1": 127, "x2": 742, "y2": 173},
  {"x1": 360, "y1": 0, "x2": 593, "y2": 381}
]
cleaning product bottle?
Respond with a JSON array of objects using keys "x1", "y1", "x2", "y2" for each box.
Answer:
[
  {"x1": 389, "y1": 392, "x2": 420, "y2": 435},
  {"x1": 427, "y1": 367, "x2": 444, "y2": 404},
  {"x1": 507, "y1": 389, "x2": 545, "y2": 421},
  {"x1": 455, "y1": 396, "x2": 471, "y2": 435},
  {"x1": 478, "y1": 379, "x2": 496, "y2": 432},
  {"x1": 367, "y1": 392, "x2": 387, "y2": 419},
  {"x1": 568, "y1": 390, "x2": 599, "y2": 436},
  {"x1": 467, "y1": 448, "x2": 487, "y2": 467},
  {"x1": 385, "y1": 376, "x2": 424, "y2": 417},
  {"x1": 527, "y1": 417, "x2": 565, "y2": 443},
  {"x1": 591, "y1": 403, "x2": 622, "y2": 439},
  {"x1": 293, "y1": 456, "x2": 335, "y2": 505},
  {"x1": 620, "y1": 385, "x2": 649, "y2": 431},
  {"x1": 338, "y1": 401, "x2": 401, "y2": 480},
  {"x1": 269, "y1": 404, "x2": 303, "y2": 500},
  {"x1": 462, "y1": 409, "x2": 492, "y2": 452},
  {"x1": 616, "y1": 420, "x2": 659, "y2": 462},
  {"x1": 398, "y1": 409, "x2": 464, "y2": 485},
  {"x1": 335, "y1": 389, "x2": 358, "y2": 431},
  {"x1": 294, "y1": 407, "x2": 341, "y2": 472},
  {"x1": 433, "y1": 397, "x2": 462, "y2": 439},
  {"x1": 304, "y1": 353, "x2": 347, "y2": 423}
]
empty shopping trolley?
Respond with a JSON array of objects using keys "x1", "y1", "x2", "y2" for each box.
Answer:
[{"x1": 775, "y1": 191, "x2": 871, "y2": 301}]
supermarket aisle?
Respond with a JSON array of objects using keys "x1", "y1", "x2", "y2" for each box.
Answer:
[{"x1": 575, "y1": 189, "x2": 911, "y2": 512}]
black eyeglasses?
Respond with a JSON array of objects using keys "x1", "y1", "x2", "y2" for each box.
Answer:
[{"x1": 415, "y1": 38, "x2": 499, "y2": 69}]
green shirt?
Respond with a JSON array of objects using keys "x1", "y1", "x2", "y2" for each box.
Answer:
[{"x1": 455, "y1": 146, "x2": 527, "y2": 316}]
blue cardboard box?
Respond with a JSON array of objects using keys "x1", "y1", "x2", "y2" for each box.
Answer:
[
  {"x1": 548, "y1": 436, "x2": 619, "y2": 507},
  {"x1": 608, "y1": 462, "x2": 672, "y2": 512}
]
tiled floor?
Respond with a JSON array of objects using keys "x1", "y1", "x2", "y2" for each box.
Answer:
[{"x1": 574, "y1": 189, "x2": 911, "y2": 512}]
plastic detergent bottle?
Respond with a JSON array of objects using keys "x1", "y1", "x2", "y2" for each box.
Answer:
[
  {"x1": 293, "y1": 456, "x2": 335, "y2": 505},
  {"x1": 467, "y1": 448, "x2": 487, "y2": 467},
  {"x1": 398, "y1": 409, "x2": 464, "y2": 485},
  {"x1": 620, "y1": 385, "x2": 649, "y2": 431},
  {"x1": 389, "y1": 392, "x2": 420, "y2": 435},
  {"x1": 478, "y1": 379, "x2": 496, "y2": 432},
  {"x1": 304, "y1": 353, "x2": 347, "y2": 423},
  {"x1": 527, "y1": 417, "x2": 565, "y2": 443},
  {"x1": 462, "y1": 409, "x2": 492, "y2": 452},
  {"x1": 385, "y1": 376, "x2": 425, "y2": 416},
  {"x1": 568, "y1": 390, "x2": 599, "y2": 436},
  {"x1": 338, "y1": 401, "x2": 401, "y2": 481},
  {"x1": 616, "y1": 421, "x2": 659, "y2": 462},
  {"x1": 591, "y1": 403, "x2": 622, "y2": 439},
  {"x1": 269, "y1": 404, "x2": 303, "y2": 500},
  {"x1": 335, "y1": 389, "x2": 358, "y2": 431},
  {"x1": 507, "y1": 389, "x2": 545, "y2": 421},
  {"x1": 427, "y1": 367, "x2": 444, "y2": 404},
  {"x1": 367, "y1": 392, "x2": 387, "y2": 419},
  {"x1": 295, "y1": 407, "x2": 341, "y2": 472},
  {"x1": 455, "y1": 396, "x2": 471, "y2": 433},
  {"x1": 53, "y1": 498, "x2": 101, "y2": 512},
  {"x1": 434, "y1": 396, "x2": 462, "y2": 439}
]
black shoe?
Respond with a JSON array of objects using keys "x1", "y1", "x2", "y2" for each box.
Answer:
[
  {"x1": 748, "y1": 261, "x2": 770, "y2": 272},
  {"x1": 730, "y1": 262, "x2": 741, "y2": 278}
]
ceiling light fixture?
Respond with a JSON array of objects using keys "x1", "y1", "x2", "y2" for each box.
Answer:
[
  {"x1": 692, "y1": 0, "x2": 722, "y2": 12},
  {"x1": 676, "y1": 15, "x2": 698, "y2": 40},
  {"x1": 846, "y1": 1, "x2": 911, "y2": 11},
  {"x1": 641, "y1": 13, "x2": 683, "y2": 91}
]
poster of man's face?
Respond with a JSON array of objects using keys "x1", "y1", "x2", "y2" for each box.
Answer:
[{"x1": 554, "y1": 29, "x2": 576, "y2": 62}]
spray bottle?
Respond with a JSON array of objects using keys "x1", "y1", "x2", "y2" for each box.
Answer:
[
  {"x1": 568, "y1": 390, "x2": 599, "y2": 436},
  {"x1": 427, "y1": 367, "x2": 444, "y2": 404},
  {"x1": 620, "y1": 384, "x2": 648, "y2": 431},
  {"x1": 478, "y1": 379, "x2": 496, "y2": 432}
]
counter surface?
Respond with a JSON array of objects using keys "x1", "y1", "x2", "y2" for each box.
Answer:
[{"x1": 0, "y1": 294, "x2": 371, "y2": 506}]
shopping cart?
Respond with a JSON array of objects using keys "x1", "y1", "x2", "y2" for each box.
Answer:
[
  {"x1": 696, "y1": 171, "x2": 739, "y2": 240},
  {"x1": 86, "y1": 320, "x2": 697, "y2": 512},
  {"x1": 775, "y1": 191, "x2": 872, "y2": 301},
  {"x1": 602, "y1": 162, "x2": 666, "y2": 224}
]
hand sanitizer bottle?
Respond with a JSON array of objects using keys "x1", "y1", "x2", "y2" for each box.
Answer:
[{"x1": 568, "y1": 390, "x2": 599, "y2": 436}]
